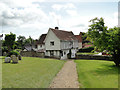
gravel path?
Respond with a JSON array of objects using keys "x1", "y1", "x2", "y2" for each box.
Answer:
[{"x1": 49, "y1": 60, "x2": 79, "y2": 88}]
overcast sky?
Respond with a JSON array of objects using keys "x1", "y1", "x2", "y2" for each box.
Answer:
[{"x1": 0, "y1": 0, "x2": 119, "y2": 39}]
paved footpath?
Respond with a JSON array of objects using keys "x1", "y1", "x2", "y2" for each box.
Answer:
[{"x1": 49, "y1": 60, "x2": 80, "y2": 88}]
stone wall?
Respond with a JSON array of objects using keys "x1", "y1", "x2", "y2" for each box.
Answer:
[
  {"x1": 20, "y1": 51, "x2": 45, "y2": 58},
  {"x1": 76, "y1": 54, "x2": 112, "y2": 61}
]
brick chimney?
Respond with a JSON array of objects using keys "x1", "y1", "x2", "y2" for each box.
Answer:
[{"x1": 55, "y1": 27, "x2": 59, "y2": 30}]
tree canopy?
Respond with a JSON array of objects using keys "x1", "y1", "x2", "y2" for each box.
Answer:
[
  {"x1": 88, "y1": 17, "x2": 120, "y2": 66},
  {"x1": 17, "y1": 35, "x2": 26, "y2": 50},
  {"x1": 4, "y1": 32, "x2": 16, "y2": 52}
]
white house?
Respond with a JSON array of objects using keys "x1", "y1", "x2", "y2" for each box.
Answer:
[{"x1": 44, "y1": 27, "x2": 82, "y2": 59}]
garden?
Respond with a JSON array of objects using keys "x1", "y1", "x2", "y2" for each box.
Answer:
[
  {"x1": 1, "y1": 17, "x2": 120, "y2": 88},
  {"x1": 2, "y1": 56, "x2": 119, "y2": 88}
]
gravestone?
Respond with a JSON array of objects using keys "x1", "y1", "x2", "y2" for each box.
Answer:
[
  {"x1": 11, "y1": 55, "x2": 18, "y2": 63},
  {"x1": 5, "y1": 57, "x2": 11, "y2": 63}
]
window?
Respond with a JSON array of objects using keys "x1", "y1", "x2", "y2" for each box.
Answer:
[{"x1": 50, "y1": 41, "x2": 54, "y2": 46}]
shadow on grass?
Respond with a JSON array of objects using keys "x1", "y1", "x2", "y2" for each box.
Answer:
[{"x1": 91, "y1": 64, "x2": 119, "y2": 75}]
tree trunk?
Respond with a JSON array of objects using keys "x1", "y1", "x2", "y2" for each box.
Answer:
[
  {"x1": 7, "y1": 46, "x2": 11, "y2": 53},
  {"x1": 113, "y1": 53, "x2": 120, "y2": 67}
]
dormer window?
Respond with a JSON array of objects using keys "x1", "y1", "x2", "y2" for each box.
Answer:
[{"x1": 50, "y1": 41, "x2": 54, "y2": 46}]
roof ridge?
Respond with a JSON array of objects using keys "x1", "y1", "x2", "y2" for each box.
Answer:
[{"x1": 51, "y1": 28, "x2": 72, "y2": 33}]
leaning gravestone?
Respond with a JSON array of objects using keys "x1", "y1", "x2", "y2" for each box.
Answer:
[
  {"x1": 11, "y1": 55, "x2": 18, "y2": 63},
  {"x1": 5, "y1": 57, "x2": 11, "y2": 63},
  {"x1": 18, "y1": 55, "x2": 22, "y2": 60}
]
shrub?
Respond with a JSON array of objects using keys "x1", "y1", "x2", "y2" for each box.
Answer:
[
  {"x1": 7, "y1": 50, "x2": 20, "y2": 57},
  {"x1": 78, "y1": 46, "x2": 94, "y2": 52},
  {"x1": 15, "y1": 49, "x2": 21, "y2": 52},
  {"x1": 2, "y1": 46, "x2": 8, "y2": 53}
]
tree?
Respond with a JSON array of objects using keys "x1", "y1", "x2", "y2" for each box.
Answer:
[
  {"x1": 82, "y1": 32, "x2": 91, "y2": 44},
  {"x1": 24, "y1": 36, "x2": 35, "y2": 51},
  {"x1": 88, "y1": 17, "x2": 120, "y2": 66},
  {"x1": 17, "y1": 35, "x2": 26, "y2": 50},
  {"x1": 4, "y1": 32, "x2": 16, "y2": 52}
]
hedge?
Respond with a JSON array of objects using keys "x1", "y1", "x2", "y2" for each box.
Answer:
[
  {"x1": 78, "y1": 46, "x2": 94, "y2": 52},
  {"x1": 7, "y1": 50, "x2": 20, "y2": 57}
]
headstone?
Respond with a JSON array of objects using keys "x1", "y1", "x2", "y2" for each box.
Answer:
[
  {"x1": 11, "y1": 55, "x2": 18, "y2": 63},
  {"x1": 18, "y1": 55, "x2": 22, "y2": 60},
  {"x1": 5, "y1": 57, "x2": 11, "y2": 63}
]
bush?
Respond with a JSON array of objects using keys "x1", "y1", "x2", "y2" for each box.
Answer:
[
  {"x1": 2, "y1": 46, "x2": 8, "y2": 53},
  {"x1": 7, "y1": 50, "x2": 20, "y2": 57},
  {"x1": 15, "y1": 49, "x2": 22, "y2": 52},
  {"x1": 78, "y1": 46, "x2": 94, "y2": 52}
]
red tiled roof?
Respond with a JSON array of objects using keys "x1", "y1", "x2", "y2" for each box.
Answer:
[
  {"x1": 75, "y1": 35, "x2": 82, "y2": 42},
  {"x1": 37, "y1": 34, "x2": 47, "y2": 44},
  {"x1": 50, "y1": 28, "x2": 78, "y2": 41}
]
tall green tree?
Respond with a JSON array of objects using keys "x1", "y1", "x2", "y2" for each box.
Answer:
[
  {"x1": 88, "y1": 17, "x2": 120, "y2": 66},
  {"x1": 24, "y1": 36, "x2": 35, "y2": 51},
  {"x1": 4, "y1": 32, "x2": 16, "y2": 52},
  {"x1": 17, "y1": 35, "x2": 26, "y2": 50}
]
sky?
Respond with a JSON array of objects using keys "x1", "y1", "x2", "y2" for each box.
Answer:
[{"x1": 0, "y1": 0, "x2": 119, "y2": 39}]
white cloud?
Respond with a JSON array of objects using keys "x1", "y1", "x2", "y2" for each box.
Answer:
[
  {"x1": 0, "y1": 0, "x2": 44, "y2": 8},
  {"x1": 0, "y1": 0, "x2": 48, "y2": 27},
  {"x1": 45, "y1": 0, "x2": 119, "y2": 2},
  {"x1": 104, "y1": 12, "x2": 118, "y2": 28},
  {"x1": 49, "y1": 12, "x2": 62, "y2": 26},
  {"x1": 52, "y1": 3, "x2": 76, "y2": 11},
  {"x1": 0, "y1": 0, "x2": 50, "y2": 39},
  {"x1": 0, "y1": 0, "x2": 118, "y2": 39},
  {"x1": 66, "y1": 10, "x2": 78, "y2": 16}
]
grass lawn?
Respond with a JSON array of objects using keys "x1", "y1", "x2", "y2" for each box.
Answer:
[
  {"x1": 75, "y1": 60, "x2": 119, "y2": 88},
  {"x1": 2, "y1": 57, "x2": 65, "y2": 88},
  {"x1": 0, "y1": 56, "x2": 2, "y2": 89}
]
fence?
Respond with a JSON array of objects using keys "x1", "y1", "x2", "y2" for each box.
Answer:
[{"x1": 20, "y1": 51, "x2": 45, "y2": 58}]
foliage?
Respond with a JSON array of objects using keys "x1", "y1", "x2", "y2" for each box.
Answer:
[
  {"x1": 16, "y1": 36, "x2": 36, "y2": 50},
  {"x1": 17, "y1": 35, "x2": 26, "y2": 50},
  {"x1": 15, "y1": 49, "x2": 22, "y2": 52},
  {"x1": 82, "y1": 32, "x2": 91, "y2": 44},
  {"x1": 4, "y1": 32, "x2": 16, "y2": 51},
  {"x1": 88, "y1": 17, "x2": 120, "y2": 66},
  {"x1": 25, "y1": 36, "x2": 34, "y2": 45},
  {"x1": 75, "y1": 60, "x2": 118, "y2": 88},
  {"x1": 7, "y1": 50, "x2": 20, "y2": 57},
  {"x1": 78, "y1": 46, "x2": 94, "y2": 52},
  {"x1": 2, "y1": 57, "x2": 65, "y2": 88},
  {"x1": 1, "y1": 46, "x2": 8, "y2": 53}
]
